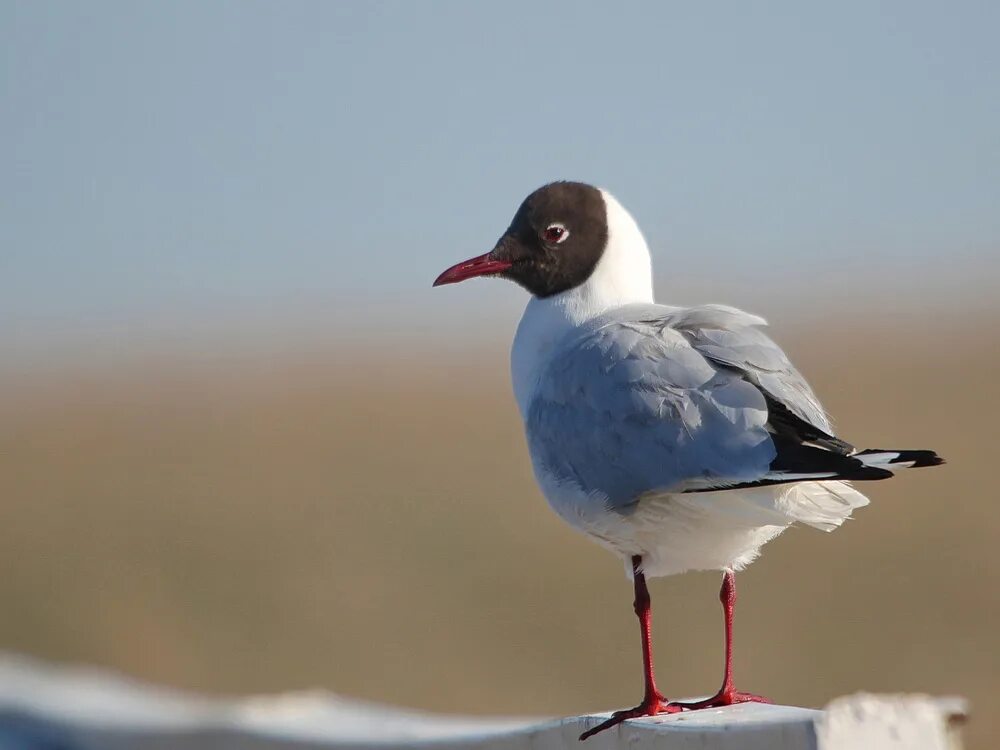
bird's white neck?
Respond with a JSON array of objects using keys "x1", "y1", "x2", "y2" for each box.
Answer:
[{"x1": 511, "y1": 189, "x2": 654, "y2": 417}]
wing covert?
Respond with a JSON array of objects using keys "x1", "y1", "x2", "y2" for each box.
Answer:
[
  {"x1": 526, "y1": 309, "x2": 778, "y2": 510},
  {"x1": 661, "y1": 304, "x2": 831, "y2": 432}
]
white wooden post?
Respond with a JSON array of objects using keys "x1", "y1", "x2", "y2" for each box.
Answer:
[{"x1": 0, "y1": 654, "x2": 967, "y2": 750}]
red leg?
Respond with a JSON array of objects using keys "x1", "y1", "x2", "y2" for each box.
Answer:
[
  {"x1": 667, "y1": 570, "x2": 770, "y2": 710},
  {"x1": 579, "y1": 557, "x2": 680, "y2": 741}
]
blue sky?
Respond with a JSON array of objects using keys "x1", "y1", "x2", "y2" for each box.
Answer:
[{"x1": 2, "y1": 1, "x2": 998, "y2": 365}]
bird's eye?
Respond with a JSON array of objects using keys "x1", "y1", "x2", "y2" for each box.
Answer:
[{"x1": 542, "y1": 223, "x2": 569, "y2": 244}]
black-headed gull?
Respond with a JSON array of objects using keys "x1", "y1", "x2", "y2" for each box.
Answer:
[{"x1": 433, "y1": 181, "x2": 943, "y2": 740}]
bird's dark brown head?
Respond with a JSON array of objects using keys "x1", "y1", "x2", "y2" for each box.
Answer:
[{"x1": 434, "y1": 181, "x2": 609, "y2": 298}]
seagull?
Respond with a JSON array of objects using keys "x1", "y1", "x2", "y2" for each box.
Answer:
[{"x1": 433, "y1": 181, "x2": 943, "y2": 741}]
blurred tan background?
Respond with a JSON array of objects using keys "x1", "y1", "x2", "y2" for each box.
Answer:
[
  {"x1": 4, "y1": 4, "x2": 1000, "y2": 750},
  {"x1": 1, "y1": 308, "x2": 997, "y2": 748}
]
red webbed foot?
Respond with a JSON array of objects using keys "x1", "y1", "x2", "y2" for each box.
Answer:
[
  {"x1": 579, "y1": 695, "x2": 681, "y2": 741},
  {"x1": 666, "y1": 689, "x2": 771, "y2": 711}
]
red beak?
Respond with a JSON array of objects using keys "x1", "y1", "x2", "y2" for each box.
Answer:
[{"x1": 433, "y1": 252, "x2": 512, "y2": 287}]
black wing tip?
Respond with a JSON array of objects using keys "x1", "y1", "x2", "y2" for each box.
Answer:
[
  {"x1": 683, "y1": 449, "x2": 945, "y2": 495},
  {"x1": 684, "y1": 465, "x2": 894, "y2": 493},
  {"x1": 904, "y1": 451, "x2": 945, "y2": 468},
  {"x1": 853, "y1": 465, "x2": 896, "y2": 480},
  {"x1": 857, "y1": 448, "x2": 946, "y2": 469}
]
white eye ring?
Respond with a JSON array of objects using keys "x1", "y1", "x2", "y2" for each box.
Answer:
[{"x1": 543, "y1": 223, "x2": 570, "y2": 244}]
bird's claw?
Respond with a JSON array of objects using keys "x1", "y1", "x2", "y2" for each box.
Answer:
[
  {"x1": 578, "y1": 696, "x2": 681, "y2": 741},
  {"x1": 666, "y1": 689, "x2": 771, "y2": 711}
]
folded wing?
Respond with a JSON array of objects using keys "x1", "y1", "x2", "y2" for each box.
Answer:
[{"x1": 526, "y1": 303, "x2": 895, "y2": 512}]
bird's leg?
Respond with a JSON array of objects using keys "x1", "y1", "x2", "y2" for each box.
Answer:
[
  {"x1": 666, "y1": 570, "x2": 770, "y2": 710},
  {"x1": 579, "y1": 556, "x2": 679, "y2": 741}
]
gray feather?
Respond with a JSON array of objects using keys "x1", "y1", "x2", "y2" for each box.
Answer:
[
  {"x1": 662, "y1": 304, "x2": 830, "y2": 431},
  {"x1": 526, "y1": 303, "x2": 830, "y2": 511}
]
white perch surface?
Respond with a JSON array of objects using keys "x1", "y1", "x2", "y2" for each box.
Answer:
[{"x1": 0, "y1": 654, "x2": 966, "y2": 750}]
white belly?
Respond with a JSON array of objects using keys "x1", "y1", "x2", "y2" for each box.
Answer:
[{"x1": 535, "y1": 468, "x2": 869, "y2": 578}]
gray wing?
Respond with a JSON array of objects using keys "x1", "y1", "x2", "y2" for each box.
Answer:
[
  {"x1": 661, "y1": 304, "x2": 831, "y2": 432},
  {"x1": 526, "y1": 304, "x2": 882, "y2": 512}
]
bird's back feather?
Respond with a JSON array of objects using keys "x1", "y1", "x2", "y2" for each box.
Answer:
[{"x1": 525, "y1": 303, "x2": 940, "y2": 516}]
